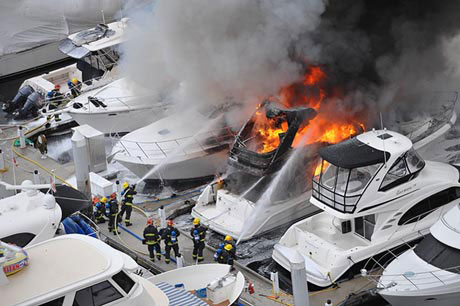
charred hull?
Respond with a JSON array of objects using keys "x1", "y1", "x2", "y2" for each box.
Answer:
[{"x1": 229, "y1": 103, "x2": 316, "y2": 176}]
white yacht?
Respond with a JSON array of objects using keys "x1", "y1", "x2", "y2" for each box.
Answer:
[
  {"x1": 0, "y1": 234, "x2": 169, "y2": 306},
  {"x1": 192, "y1": 103, "x2": 321, "y2": 241},
  {"x1": 272, "y1": 129, "x2": 460, "y2": 287},
  {"x1": 4, "y1": 19, "x2": 126, "y2": 124},
  {"x1": 375, "y1": 203, "x2": 460, "y2": 306},
  {"x1": 0, "y1": 180, "x2": 90, "y2": 247},
  {"x1": 0, "y1": 1, "x2": 122, "y2": 80},
  {"x1": 0, "y1": 234, "x2": 245, "y2": 306},
  {"x1": 112, "y1": 107, "x2": 235, "y2": 183},
  {"x1": 150, "y1": 264, "x2": 245, "y2": 305},
  {"x1": 68, "y1": 77, "x2": 173, "y2": 133}
]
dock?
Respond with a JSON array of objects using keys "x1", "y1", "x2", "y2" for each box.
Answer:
[{"x1": 0, "y1": 116, "x2": 380, "y2": 306}]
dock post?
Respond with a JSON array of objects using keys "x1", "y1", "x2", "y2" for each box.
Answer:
[
  {"x1": 18, "y1": 126, "x2": 26, "y2": 149},
  {"x1": 270, "y1": 272, "x2": 280, "y2": 295},
  {"x1": 71, "y1": 129, "x2": 92, "y2": 211},
  {"x1": 0, "y1": 149, "x2": 5, "y2": 171},
  {"x1": 116, "y1": 180, "x2": 121, "y2": 201},
  {"x1": 291, "y1": 251, "x2": 309, "y2": 306},
  {"x1": 176, "y1": 254, "x2": 184, "y2": 268},
  {"x1": 158, "y1": 205, "x2": 166, "y2": 228},
  {"x1": 33, "y1": 170, "x2": 40, "y2": 184}
]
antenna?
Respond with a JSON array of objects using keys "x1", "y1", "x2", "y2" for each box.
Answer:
[
  {"x1": 101, "y1": 10, "x2": 106, "y2": 25},
  {"x1": 380, "y1": 112, "x2": 387, "y2": 168}
]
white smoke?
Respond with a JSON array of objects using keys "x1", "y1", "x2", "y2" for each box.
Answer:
[{"x1": 120, "y1": 0, "x2": 327, "y2": 119}]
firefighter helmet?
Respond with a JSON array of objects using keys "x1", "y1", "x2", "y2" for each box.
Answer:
[
  {"x1": 101, "y1": 197, "x2": 107, "y2": 203},
  {"x1": 122, "y1": 182, "x2": 129, "y2": 189},
  {"x1": 147, "y1": 218, "x2": 153, "y2": 225},
  {"x1": 193, "y1": 218, "x2": 200, "y2": 225},
  {"x1": 224, "y1": 235, "x2": 232, "y2": 242},
  {"x1": 224, "y1": 244, "x2": 233, "y2": 251},
  {"x1": 167, "y1": 219, "x2": 174, "y2": 226}
]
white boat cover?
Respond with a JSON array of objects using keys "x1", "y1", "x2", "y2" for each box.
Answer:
[
  {"x1": 0, "y1": 0, "x2": 138, "y2": 56},
  {"x1": 155, "y1": 282, "x2": 208, "y2": 306}
]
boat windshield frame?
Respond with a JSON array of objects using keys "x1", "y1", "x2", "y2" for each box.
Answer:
[{"x1": 312, "y1": 159, "x2": 383, "y2": 213}]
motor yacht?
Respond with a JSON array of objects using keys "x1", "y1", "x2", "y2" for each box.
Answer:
[
  {"x1": 0, "y1": 234, "x2": 169, "y2": 306},
  {"x1": 272, "y1": 129, "x2": 460, "y2": 287},
  {"x1": 0, "y1": 1, "x2": 122, "y2": 80},
  {"x1": 192, "y1": 103, "x2": 320, "y2": 241},
  {"x1": 68, "y1": 77, "x2": 173, "y2": 133},
  {"x1": 0, "y1": 234, "x2": 245, "y2": 306},
  {"x1": 0, "y1": 180, "x2": 90, "y2": 247},
  {"x1": 375, "y1": 202, "x2": 460, "y2": 306},
  {"x1": 112, "y1": 106, "x2": 236, "y2": 183},
  {"x1": 149, "y1": 264, "x2": 245, "y2": 305},
  {"x1": 3, "y1": 19, "x2": 126, "y2": 123}
]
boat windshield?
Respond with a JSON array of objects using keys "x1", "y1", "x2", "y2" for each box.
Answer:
[{"x1": 312, "y1": 159, "x2": 381, "y2": 213}]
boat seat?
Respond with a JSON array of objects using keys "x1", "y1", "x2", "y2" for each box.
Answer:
[{"x1": 155, "y1": 282, "x2": 208, "y2": 306}]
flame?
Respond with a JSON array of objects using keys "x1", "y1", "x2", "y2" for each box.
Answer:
[
  {"x1": 314, "y1": 160, "x2": 330, "y2": 177},
  {"x1": 253, "y1": 65, "x2": 366, "y2": 154}
]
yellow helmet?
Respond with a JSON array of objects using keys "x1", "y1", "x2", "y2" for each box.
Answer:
[
  {"x1": 193, "y1": 218, "x2": 200, "y2": 225},
  {"x1": 123, "y1": 182, "x2": 129, "y2": 189},
  {"x1": 224, "y1": 244, "x2": 233, "y2": 251},
  {"x1": 224, "y1": 235, "x2": 232, "y2": 242},
  {"x1": 101, "y1": 197, "x2": 107, "y2": 203},
  {"x1": 71, "y1": 78, "x2": 79, "y2": 84}
]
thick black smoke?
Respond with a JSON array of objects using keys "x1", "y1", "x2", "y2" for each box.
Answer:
[{"x1": 310, "y1": 0, "x2": 460, "y2": 124}]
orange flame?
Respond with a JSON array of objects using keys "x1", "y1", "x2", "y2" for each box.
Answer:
[
  {"x1": 253, "y1": 65, "x2": 366, "y2": 155},
  {"x1": 314, "y1": 160, "x2": 330, "y2": 176}
]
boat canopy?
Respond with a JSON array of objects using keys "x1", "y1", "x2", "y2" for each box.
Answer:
[
  {"x1": 414, "y1": 234, "x2": 460, "y2": 273},
  {"x1": 319, "y1": 137, "x2": 390, "y2": 169}
]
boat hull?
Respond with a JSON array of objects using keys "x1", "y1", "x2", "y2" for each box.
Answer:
[
  {"x1": 69, "y1": 107, "x2": 163, "y2": 134},
  {"x1": 192, "y1": 186, "x2": 319, "y2": 241},
  {"x1": 114, "y1": 149, "x2": 229, "y2": 181}
]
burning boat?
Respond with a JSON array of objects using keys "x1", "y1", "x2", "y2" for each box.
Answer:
[{"x1": 192, "y1": 66, "x2": 365, "y2": 241}]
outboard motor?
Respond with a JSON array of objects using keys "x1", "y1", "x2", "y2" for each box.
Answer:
[
  {"x1": 3, "y1": 85, "x2": 34, "y2": 113},
  {"x1": 14, "y1": 91, "x2": 43, "y2": 120}
]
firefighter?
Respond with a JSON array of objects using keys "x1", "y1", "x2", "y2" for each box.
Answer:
[
  {"x1": 94, "y1": 197, "x2": 106, "y2": 224},
  {"x1": 35, "y1": 134, "x2": 47, "y2": 159},
  {"x1": 46, "y1": 84, "x2": 64, "y2": 122},
  {"x1": 217, "y1": 244, "x2": 234, "y2": 265},
  {"x1": 143, "y1": 218, "x2": 162, "y2": 261},
  {"x1": 68, "y1": 78, "x2": 82, "y2": 98},
  {"x1": 190, "y1": 218, "x2": 207, "y2": 262},
  {"x1": 162, "y1": 219, "x2": 180, "y2": 264},
  {"x1": 119, "y1": 182, "x2": 136, "y2": 226},
  {"x1": 107, "y1": 192, "x2": 120, "y2": 234}
]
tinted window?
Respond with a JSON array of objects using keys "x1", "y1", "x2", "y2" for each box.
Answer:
[
  {"x1": 398, "y1": 187, "x2": 460, "y2": 225},
  {"x1": 73, "y1": 281, "x2": 123, "y2": 306},
  {"x1": 355, "y1": 214, "x2": 375, "y2": 241},
  {"x1": 1, "y1": 232, "x2": 35, "y2": 247},
  {"x1": 112, "y1": 271, "x2": 135, "y2": 294},
  {"x1": 381, "y1": 157, "x2": 409, "y2": 190},
  {"x1": 40, "y1": 297, "x2": 64, "y2": 306},
  {"x1": 414, "y1": 234, "x2": 460, "y2": 272}
]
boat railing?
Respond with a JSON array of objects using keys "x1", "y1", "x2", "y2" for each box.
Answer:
[
  {"x1": 403, "y1": 91, "x2": 458, "y2": 144},
  {"x1": 114, "y1": 126, "x2": 235, "y2": 159},
  {"x1": 363, "y1": 204, "x2": 454, "y2": 290}
]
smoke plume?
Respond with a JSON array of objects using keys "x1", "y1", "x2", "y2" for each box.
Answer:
[{"x1": 121, "y1": 0, "x2": 460, "y2": 127}]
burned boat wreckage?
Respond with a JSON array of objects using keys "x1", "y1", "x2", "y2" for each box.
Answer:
[{"x1": 193, "y1": 102, "x2": 354, "y2": 241}]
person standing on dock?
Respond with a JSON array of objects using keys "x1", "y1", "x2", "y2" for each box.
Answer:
[
  {"x1": 35, "y1": 134, "x2": 47, "y2": 159},
  {"x1": 94, "y1": 197, "x2": 107, "y2": 224},
  {"x1": 68, "y1": 78, "x2": 82, "y2": 98},
  {"x1": 217, "y1": 244, "x2": 235, "y2": 266},
  {"x1": 120, "y1": 182, "x2": 136, "y2": 226},
  {"x1": 191, "y1": 218, "x2": 207, "y2": 262},
  {"x1": 162, "y1": 219, "x2": 180, "y2": 264},
  {"x1": 143, "y1": 218, "x2": 162, "y2": 261},
  {"x1": 107, "y1": 193, "x2": 120, "y2": 235}
]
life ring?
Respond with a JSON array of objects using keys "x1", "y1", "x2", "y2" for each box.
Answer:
[{"x1": 2, "y1": 249, "x2": 29, "y2": 276}]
